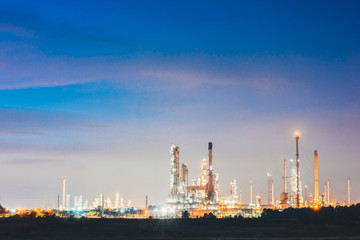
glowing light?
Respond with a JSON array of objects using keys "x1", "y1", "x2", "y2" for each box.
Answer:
[
  {"x1": 295, "y1": 131, "x2": 300, "y2": 138},
  {"x1": 161, "y1": 207, "x2": 167, "y2": 214}
]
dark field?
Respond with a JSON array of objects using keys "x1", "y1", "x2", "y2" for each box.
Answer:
[{"x1": 0, "y1": 217, "x2": 360, "y2": 240}]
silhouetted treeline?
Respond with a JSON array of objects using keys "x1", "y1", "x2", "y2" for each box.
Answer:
[{"x1": 262, "y1": 204, "x2": 360, "y2": 221}]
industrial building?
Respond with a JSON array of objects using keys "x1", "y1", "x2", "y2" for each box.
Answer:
[
  {"x1": 167, "y1": 142, "x2": 219, "y2": 217},
  {"x1": 165, "y1": 132, "x2": 351, "y2": 218}
]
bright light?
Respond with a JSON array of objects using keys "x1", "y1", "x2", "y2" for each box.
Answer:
[
  {"x1": 295, "y1": 131, "x2": 300, "y2": 138},
  {"x1": 161, "y1": 207, "x2": 167, "y2": 214}
]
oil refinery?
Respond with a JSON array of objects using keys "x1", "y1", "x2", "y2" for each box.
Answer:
[
  {"x1": 166, "y1": 142, "x2": 220, "y2": 217},
  {"x1": 163, "y1": 131, "x2": 353, "y2": 218},
  {"x1": 0, "y1": 131, "x2": 355, "y2": 219}
]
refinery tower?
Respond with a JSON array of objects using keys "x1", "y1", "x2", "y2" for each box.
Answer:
[{"x1": 167, "y1": 142, "x2": 219, "y2": 215}]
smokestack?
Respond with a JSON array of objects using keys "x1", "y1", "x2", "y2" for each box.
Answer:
[
  {"x1": 327, "y1": 177, "x2": 330, "y2": 206},
  {"x1": 348, "y1": 177, "x2": 351, "y2": 205},
  {"x1": 280, "y1": 158, "x2": 288, "y2": 208},
  {"x1": 283, "y1": 159, "x2": 286, "y2": 193},
  {"x1": 207, "y1": 142, "x2": 214, "y2": 199},
  {"x1": 272, "y1": 181, "x2": 274, "y2": 206},
  {"x1": 295, "y1": 131, "x2": 300, "y2": 208},
  {"x1": 101, "y1": 194, "x2": 104, "y2": 218},
  {"x1": 314, "y1": 150, "x2": 319, "y2": 206},
  {"x1": 268, "y1": 173, "x2": 272, "y2": 205},
  {"x1": 250, "y1": 181, "x2": 253, "y2": 204},
  {"x1": 62, "y1": 177, "x2": 66, "y2": 211},
  {"x1": 175, "y1": 148, "x2": 180, "y2": 188}
]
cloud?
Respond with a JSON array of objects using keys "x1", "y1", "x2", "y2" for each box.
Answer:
[
  {"x1": 0, "y1": 41, "x2": 299, "y2": 94},
  {"x1": 0, "y1": 157, "x2": 50, "y2": 166},
  {"x1": 0, "y1": 131, "x2": 46, "y2": 136},
  {"x1": 73, "y1": 123, "x2": 107, "y2": 129},
  {"x1": 0, "y1": 23, "x2": 32, "y2": 36},
  {"x1": 0, "y1": 108, "x2": 80, "y2": 132}
]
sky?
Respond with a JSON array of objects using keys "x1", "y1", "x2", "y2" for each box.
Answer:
[{"x1": 0, "y1": 0, "x2": 359, "y2": 209}]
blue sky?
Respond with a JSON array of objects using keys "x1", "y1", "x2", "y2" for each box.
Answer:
[{"x1": 0, "y1": 0, "x2": 359, "y2": 208}]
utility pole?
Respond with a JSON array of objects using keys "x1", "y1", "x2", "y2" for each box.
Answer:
[{"x1": 146, "y1": 195, "x2": 148, "y2": 209}]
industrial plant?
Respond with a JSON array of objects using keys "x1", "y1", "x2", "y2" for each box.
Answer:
[
  {"x1": 164, "y1": 132, "x2": 353, "y2": 218},
  {"x1": 0, "y1": 131, "x2": 354, "y2": 219},
  {"x1": 166, "y1": 142, "x2": 220, "y2": 217}
]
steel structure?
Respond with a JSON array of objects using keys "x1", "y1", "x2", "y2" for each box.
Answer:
[
  {"x1": 170, "y1": 145, "x2": 180, "y2": 194},
  {"x1": 267, "y1": 173, "x2": 272, "y2": 205},
  {"x1": 314, "y1": 150, "x2": 319, "y2": 206},
  {"x1": 348, "y1": 177, "x2": 351, "y2": 205},
  {"x1": 167, "y1": 142, "x2": 219, "y2": 215},
  {"x1": 295, "y1": 131, "x2": 300, "y2": 208}
]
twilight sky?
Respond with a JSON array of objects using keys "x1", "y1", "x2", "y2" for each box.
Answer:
[{"x1": 0, "y1": 0, "x2": 359, "y2": 209}]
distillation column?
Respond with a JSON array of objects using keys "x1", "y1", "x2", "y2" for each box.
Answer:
[
  {"x1": 327, "y1": 177, "x2": 330, "y2": 205},
  {"x1": 314, "y1": 150, "x2": 319, "y2": 206},
  {"x1": 250, "y1": 181, "x2": 253, "y2": 204},
  {"x1": 280, "y1": 159, "x2": 288, "y2": 208},
  {"x1": 207, "y1": 142, "x2": 214, "y2": 200},
  {"x1": 170, "y1": 145, "x2": 180, "y2": 194},
  {"x1": 295, "y1": 131, "x2": 300, "y2": 208},
  {"x1": 181, "y1": 163, "x2": 188, "y2": 187},
  {"x1": 348, "y1": 177, "x2": 351, "y2": 205},
  {"x1": 268, "y1": 173, "x2": 272, "y2": 205},
  {"x1": 62, "y1": 176, "x2": 66, "y2": 210}
]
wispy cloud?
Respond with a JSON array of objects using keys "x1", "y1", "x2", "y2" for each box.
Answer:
[
  {"x1": 0, "y1": 23, "x2": 32, "y2": 36},
  {"x1": 73, "y1": 123, "x2": 107, "y2": 129},
  {"x1": 0, "y1": 157, "x2": 50, "y2": 166},
  {"x1": 0, "y1": 108, "x2": 80, "y2": 132},
  {"x1": 0, "y1": 131, "x2": 46, "y2": 136},
  {"x1": 0, "y1": 42, "x2": 300, "y2": 94}
]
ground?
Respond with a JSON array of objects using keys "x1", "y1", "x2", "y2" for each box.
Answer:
[{"x1": 0, "y1": 217, "x2": 360, "y2": 239}]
